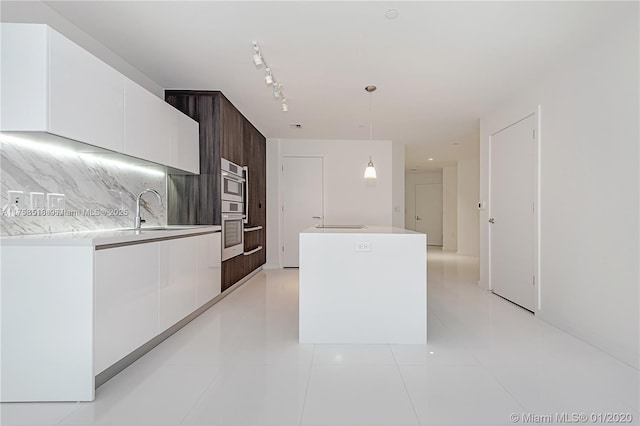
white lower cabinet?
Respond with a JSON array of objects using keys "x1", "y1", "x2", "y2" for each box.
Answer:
[
  {"x1": 196, "y1": 233, "x2": 222, "y2": 307},
  {"x1": 94, "y1": 242, "x2": 160, "y2": 374},
  {"x1": 158, "y1": 237, "x2": 197, "y2": 330},
  {"x1": 94, "y1": 232, "x2": 221, "y2": 375},
  {"x1": 1, "y1": 230, "x2": 220, "y2": 402}
]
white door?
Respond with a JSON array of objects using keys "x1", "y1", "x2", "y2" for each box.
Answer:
[
  {"x1": 282, "y1": 156, "x2": 323, "y2": 267},
  {"x1": 415, "y1": 183, "x2": 443, "y2": 246},
  {"x1": 490, "y1": 114, "x2": 536, "y2": 311}
]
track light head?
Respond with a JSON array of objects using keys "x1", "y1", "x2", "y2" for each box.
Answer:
[
  {"x1": 252, "y1": 41, "x2": 263, "y2": 67},
  {"x1": 265, "y1": 68, "x2": 273, "y2": 85},
  {"x1": 282, "y1": 99, "x2": 288, "y2": 112},
  {"x1": 272, "y1": 83, "x2": 282, "y2": 99}
]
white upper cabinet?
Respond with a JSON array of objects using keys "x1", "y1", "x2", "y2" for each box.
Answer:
[
  {"x1": 124, "y1": 78, "x2": 173, "y2": 166},
  {"x1": 49, "y1": 29, "x2": 125, "y2": 153},
  {"x1": 1, "y1": 24, "x2": 49, "y2": 131},
  {"x1": 124, "y1": 80, "x2": 200, "y2": 173},
  {"x1": 1, "y1": 23, "x2": 124, "y2": 153},
  {"x1": 0, "y1": 23, "x2": 199, "y2": 174},
  {"x1": 174, "y1": 111, "x2": 200, "y2": 174}
]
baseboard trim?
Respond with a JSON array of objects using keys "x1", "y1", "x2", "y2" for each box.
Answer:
[
  {"x1": 95, "y1": 266, "x2": 264, "y2": 388},
  {"x1": 538, "y1": 309, "x2": 639, "y2": 370}
]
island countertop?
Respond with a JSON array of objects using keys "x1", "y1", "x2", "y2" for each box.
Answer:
[{"x1": 302, "y1": 225, "x2": 422, "y2": 235}]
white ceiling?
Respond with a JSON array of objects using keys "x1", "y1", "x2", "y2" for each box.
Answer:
[{"x1": 4, "y1": 1, "x2": 635, "y2": 169}]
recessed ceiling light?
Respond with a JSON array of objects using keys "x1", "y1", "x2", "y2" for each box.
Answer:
[
  {"x1": 385, "y1": 9, "x2": 399, "y2": 19},
  {"x1": 428, "y1": 158, "x2": 434, "y2": 161}
]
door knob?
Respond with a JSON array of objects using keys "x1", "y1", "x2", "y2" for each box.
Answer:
[
  {"x1": 312, "y1": 216, "x2": 322, "y2": 219},
  {"x1": 416, "y1": 216, "x2": 422, "y2": 220},
  {"x1": 488, "y1": 218, "x2": 495, "y2": 224}
]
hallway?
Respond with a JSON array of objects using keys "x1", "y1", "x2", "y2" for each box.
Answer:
[{"x1": 2, "y1": 249, "x2": 638, "y2": 425}]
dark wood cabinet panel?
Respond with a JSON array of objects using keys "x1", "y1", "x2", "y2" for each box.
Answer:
[
  {"x1": 221, "y1": 253, "x2": 245, "y2": 291},
  {"x1": 165, "y1": 91, "x2": 221, "y2": 225},
  {"x1": 165, "y1": 90, "x2": 266, "y2": 291},
  {"x1": 243, "y1": 120, "x2": 266, "y2": 266},
  {"x1": 220, "y1": 96, "x2": 244, "y2": 166}
]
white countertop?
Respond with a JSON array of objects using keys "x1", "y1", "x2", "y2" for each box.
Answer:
[
  {"x1": 302, "y1": 225, "x2": 422, "y2": 235},
  {"x1": 0, "y1": 225, "x2": 221, "y2": 247}
]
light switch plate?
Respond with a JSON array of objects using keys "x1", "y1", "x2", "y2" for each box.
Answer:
[
  {"x1": 30, "y1": 192, "x2": 45, "y2": 209},
  {"x1": 47, "y1": 193, "x2": 66, "y2": 209}
]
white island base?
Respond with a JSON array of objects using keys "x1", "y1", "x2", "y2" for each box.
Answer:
[{"x1": 299, "y1": 226, "x2": 426, "y2": 344}]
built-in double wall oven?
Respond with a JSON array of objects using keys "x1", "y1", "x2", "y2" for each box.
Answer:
[{"x1": 221, "y1": 158, "x2": 246, "y2": 260}]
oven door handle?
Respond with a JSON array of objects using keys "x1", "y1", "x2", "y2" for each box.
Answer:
[
  {"x1": 243, "y1": 166, "x2": 249, "y2": 224},
  {"x1": 222, "y1": 214, "x2": 244, "y2": 219},
  {"x1": 222, "y1": 171, "x2": 245, "y2": 183}
]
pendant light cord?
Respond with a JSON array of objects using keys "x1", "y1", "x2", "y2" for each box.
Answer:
[{"x1": 369, "y1": 90, "x2": 373, "y2": 161}]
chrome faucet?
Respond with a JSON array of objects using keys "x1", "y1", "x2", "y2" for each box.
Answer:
[{"x1": 134, "y1": 189, "x2": 163, "y2": 229}]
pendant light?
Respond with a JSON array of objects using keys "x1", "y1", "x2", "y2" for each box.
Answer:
[{"x1": 364, "y1": 85, "x2": 377, "y2": 179}]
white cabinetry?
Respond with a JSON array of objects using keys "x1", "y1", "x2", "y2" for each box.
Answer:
[
  {"x1": 124, "y1": 79, "x2": 200, "y2": 173},
  {"x1": 0, "y1": 23, "x2": 124, "y2": 152},
  {"x1": 124, "y1": 79, "x2": 173, "y2": 166},
  {"x1": 0, "y1": 246, "x2": 94, "y2": 402},
  {"x1": 0, "y1": 23, "x2": 199, "y2": 174},
  {"x1": 94, "y1": 243, "x2": 160, "y2": 374},
  {"x1": 1, "y1": 229, "x2": 221, "y2": 402},
  {"x1": 196, "y1": 233, "x2": 222, "y2": 306},
  {"x1": 94, "y1": 232, "x2": 220, "y2": 374},
  {"x1": 158, "y1": 237, "x2": 198, "y2": 330},
  {"x1": 49, "y1": 30, "x2": 124, "y2": 152},
  {"x1": 174, "y1": 110, "x2": 200, "y2": 173}
]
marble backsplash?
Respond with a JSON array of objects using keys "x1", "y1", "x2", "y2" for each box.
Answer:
[{"x1": 0, "y1": 136, "x2": 167, "y2": 236}]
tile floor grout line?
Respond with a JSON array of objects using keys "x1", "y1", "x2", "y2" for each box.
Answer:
[
  {"x1": 53, "y1": 401, "x2": 83, "y2": 425},
  {"x1": 175, "y1": 369, "x2": 222, "y2": 426},
  {"x1": 389, "y1": 344, "x2": 422, "y2": 426},
  {"x1": 298, "y1": 343, "x2": 316, "y2": 426}
]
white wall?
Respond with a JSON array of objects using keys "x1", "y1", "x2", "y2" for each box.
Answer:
[
  {"x1": 442, "y1": 165, "x2": 458, "y2": 252},
  {"x1": 479, "y1": 22, "x2": 639, "y2": 368},
  {"x1": 265, "y1": 138, "x2": 395, "y2": 268},
  {"x1": 1, "y1": 1, "x2": 164, "y2": 98},
  {"x1": 391, "y1": 141, "x2": 406, "y2": 228},
  {"x1": 404, "y1": 170, "x2": 442, "y2": 232},
  {"x1": 456, "y1": 159, "x2": 479, "y2": 257}
]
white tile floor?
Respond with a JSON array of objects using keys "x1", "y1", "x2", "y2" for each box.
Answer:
[{"x1": 2, "y1": 248, "x2": 638, "y2": 425}]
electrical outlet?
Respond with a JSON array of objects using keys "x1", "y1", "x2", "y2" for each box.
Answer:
[
  {"x1": 356, "y1": 241, "x2": 371, "y2": 252},
  {"x1": 30, "y1": 192, "x2": 45, "y2": 209},
  {"x1": 7, "y1": 190, "x2": 24, "y2": 208}
]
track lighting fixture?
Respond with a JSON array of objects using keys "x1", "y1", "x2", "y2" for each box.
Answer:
[
  {"x1": 265, "y1": 68, "x2": 273, "y2": 85},
  {"x1": 272, "y1": 83, "x2": 282, "y2": 99},
  {"x1": 252, "y1": 42, "x2": 263, "y2": 67},
  {"x1": 252, "y1": 41, "x2": 289, "y2": 112}
]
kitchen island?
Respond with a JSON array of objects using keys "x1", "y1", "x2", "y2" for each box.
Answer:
[{"x1": 299, "y1": 226, "x2": 427, "y2": 344}]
